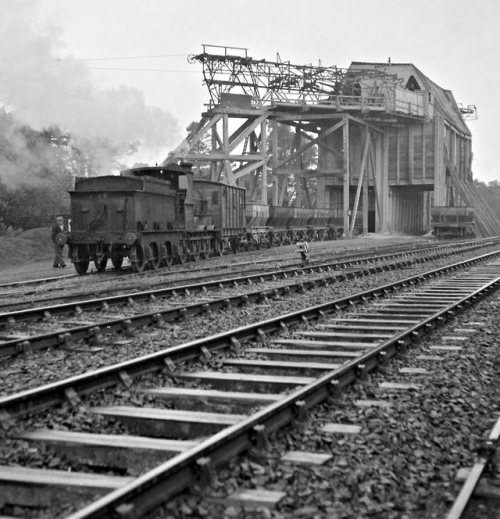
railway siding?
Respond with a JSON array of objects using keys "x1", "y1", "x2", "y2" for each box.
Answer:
[{"x1": 0, "y1": 254, "x2": 499, "y2": 517}]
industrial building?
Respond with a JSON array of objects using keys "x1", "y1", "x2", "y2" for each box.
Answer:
[{"x1": 168, "y1": 45, "x2": 500, "y2": 238}]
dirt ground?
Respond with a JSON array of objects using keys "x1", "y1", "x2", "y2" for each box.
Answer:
[
  {"x1": 0, "y1": 227, "x2": 72, "y2": 284},
  {"x1": 0, "y1": 228, "x2": 430, "y2": 284}
]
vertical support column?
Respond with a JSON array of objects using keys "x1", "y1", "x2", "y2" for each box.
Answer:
[
  {"x1": 293, "y1": 127, "x2": 303, "y2": 205},
  {"x1": 363, "y1": 130, "x2": 369, "y2": 234},
  {"x1": 210, "y1": 125, "x2": 218, "y2": 181},
  {"x1": 408, "y1": 126, "x2": 414, "y2": 184},
  {"x1": 433, "y1": 115, "x2": 445, "y2": 205},
  {"x1": 248, "y1": 133, "x2": 257, "y2": 201},
  {"x1": 396, "y1": 127, "x2": 400, "y2": 183},
  {"x1": 260, "y1": 118, "x2": 268, "y2": 204},
  {"x1": 271, "y1": 120, "x2": 279, "y2": 206},
  {"x1": 222, "y1": 114, "x2": 233, "y2": 184},
  {"x1": 465, "y1": 137, "x2": 471, "y2": 182},
  {"x1": 376, "y1": 131, "x2": 390, "y2": 233},
  {"x1": 317, "y1": 125, "x2": 325, "y2": 208},
  {"x1": 342, "y1": 116, "x2": 350, "y2": 237},
  {"x1": 422, "y1": 123, "x2": 426, "y2": 181}
]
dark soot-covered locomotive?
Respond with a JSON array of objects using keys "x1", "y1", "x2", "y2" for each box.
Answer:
[{"x1": 66, "y1": 163, "x2": 340, "y2": 274}]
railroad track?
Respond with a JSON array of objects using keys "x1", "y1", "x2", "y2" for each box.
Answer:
[
  {"x1": 0, "y1": 241, "x2": 495, "y2": 363},
  {"x1": 446, "y1": 416, "x2": 500, "y2": 518},
  {"x1": 0, "y1": 238, "x2": 484, "y2": 303},
  {"x1": 0, "y1": 251, "x2": 499, "y2": 518}
]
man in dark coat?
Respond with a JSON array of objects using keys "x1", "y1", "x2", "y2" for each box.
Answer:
[{"x1": 51, "y1": 216, "x2": 66, "y2": 268}]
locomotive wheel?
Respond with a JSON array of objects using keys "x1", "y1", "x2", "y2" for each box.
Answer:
[
  {"x1": 74, "y1": 260, "x2": 89, "y2": 275},
  {"x1": 164, "y1": 255, "x2": 174, "y2": 267},
  {"x1": 131, "y1": 244, "x2": 146, "y2": 272},
  {"x1": 213, "y1": 240, "x2": 223, "y2": 256},
  {"x1": 94, "y1": 256, "x2": 108, "y2": 272},
  {"x1": 111, "y1": 258, "x2": 123, "y2": 269},
  {"x1": 177, "y1": 243, "x2": 188, "y2": 264},
  {"x1": 200, "y1": 239, "x2": 210, "y2": 259},
  {"x1": 191, "y1": 242, "x2": 200, "y2": 262},
  {"x1": 149, "y1": 244, "x2": 161, "y2": 270}
]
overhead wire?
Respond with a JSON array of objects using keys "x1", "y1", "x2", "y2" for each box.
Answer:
[
  {"x1": 88, "y1": 67, "x2": 199, "y2": 73},
  {"x1": 55, "y1": 53, "x2": 200, "y2": 73},
  {"x1": 67, "y1": 53, "x2": 188, "y2": 61}
]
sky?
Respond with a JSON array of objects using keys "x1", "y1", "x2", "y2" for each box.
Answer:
[{"x1": 1, "y1": 0, "x2": 499, "y2": 183}]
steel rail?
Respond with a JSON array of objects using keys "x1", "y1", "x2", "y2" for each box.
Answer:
[
  {"x1": 0, "y1": 240, "x2": 478, "y2": 325},
  {"x1": 0, "y1": 238, "x2": 492, "y2": 302},
  {"x1": 0, "y1": 243, "x2": 493, "y2": 360},
  {"x1": 0, "y1": 238, "x2": 493, "y2": 296},
  {"x1": 1, "y1": 250, "x2": 499, "y2": 422},
  {"x1": 446, "y1": 416, "x2": 500, "y2": 519},
  {"x1": 65, "y1": 263, "x2": 500, "y2": 518}
]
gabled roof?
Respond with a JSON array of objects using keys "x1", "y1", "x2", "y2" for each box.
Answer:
[{"x1": 349, "y1": 62, "x2": 471, "y2": 136}]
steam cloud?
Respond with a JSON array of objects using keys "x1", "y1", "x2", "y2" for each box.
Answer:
[{"x1": 0, "y1": 0, "x2": 179, "y2": 188}]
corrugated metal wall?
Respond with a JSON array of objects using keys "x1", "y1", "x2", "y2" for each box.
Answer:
[{"x1": 390, "y1": 187, "x2": 427, "y2": 234}]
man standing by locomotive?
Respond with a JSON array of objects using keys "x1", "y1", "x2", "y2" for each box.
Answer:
[{"x1": 51, "y1": 215, "x2": 66, "y2": 268}]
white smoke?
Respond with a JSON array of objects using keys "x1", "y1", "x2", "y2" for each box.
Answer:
[{"x1": 0, "y1": 0, "x2": 179, "y2": 183}]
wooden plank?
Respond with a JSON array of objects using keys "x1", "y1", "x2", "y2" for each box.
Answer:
[
  {"x1": 223, "y1": 358, "x2": 341, "y2": 374},
  {"x1": 416, "y1": 355, "x2": 443, "y2": 361},
  {"x1": 429, "y1": 345, "x2": 462, "y2": 352},
  {"x1": 390, "y1": 298, "x2": 456, "y2": 304},
  {"x1": 322, "y1": 423, "x2": 361, "y2": 434},
  {"x1": 246, "y1": 347, "x2": 361, "y2": 360},
  {"x1": 399, "y1": 367, "x2": 428, "y2": 375},
  {"x1": 368, "y1": 308, "x2": 434, "y2": 315},
  {"x1": 318, "y1": 324, "x2": 407, "y2": 331},
  {"x1": 328, "y1": 318, "x2": 417, "y2": 324},
  {"x1": 0, "y1": 465, "x2": 132, "y2": 508},
  {"x1": 18, "y1": 430, "x2": 196, "y2": 470},
  {"x1": 272, "y1": 339, "x2": 376, "y2": 350},
  {"x1": 351, "y1": 314, "x2": 422, "y2": 321},
  {"x1": 92, "y1": 406, "x2": 246, "y2": 439},
  {"x1": 281, "y1": 451, "x2": 332, "y2": 465},
  {"x1": 165, "y1": 371, "x2": 314, "y2": 392},
  {"x1": 142, "y1": 387, "x2": 280, "y2": 412},
  {"x1": 225, "y1": 488, "x2": 286, "y2": 509},
  {"x1": 379, "y1": 382, "x2": 421, "y2": 390},
  {"x1": 296, "y1": 331, "x2": 392, "y2": 341},
  {"x1": 355, "y1": 400, "x2": 392, "y2": 408}
]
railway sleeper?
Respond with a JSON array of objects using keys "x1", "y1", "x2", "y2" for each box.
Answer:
[
  {"x1": 18, "y1": 430, "x2": 197, "y2": 472},
  {"x1": 0, "y1": 465, "x2": 133, "y2": 508},
  {"x1": 91, "y1": 406, "x2": 246, "y2": 439}
]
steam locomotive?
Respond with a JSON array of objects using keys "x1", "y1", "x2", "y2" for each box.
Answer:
[{"x1": 64, "y1": 163, "x2": 341, "y2": 274}]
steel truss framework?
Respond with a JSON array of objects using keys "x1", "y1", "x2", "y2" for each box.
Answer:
[{"x1": 168, "y1": 46, "x2": 399, "y2": 236}]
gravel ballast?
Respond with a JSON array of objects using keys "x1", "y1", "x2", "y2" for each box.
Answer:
[{"x1": 148, "y1": 286, "x2": 500, "y2": 518}]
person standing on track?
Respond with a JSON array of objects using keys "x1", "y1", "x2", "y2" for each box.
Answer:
[
  {"x1": 296, "y1": 239, "x2": 309, "y2": 266},
  {"x1": 51, "y1": 215, "x2": 66, "y2": 268}
]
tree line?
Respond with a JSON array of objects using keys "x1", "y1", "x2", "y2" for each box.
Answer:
[{"x1": 0, "y1": 110, "x2": 132, "y2": 232}]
